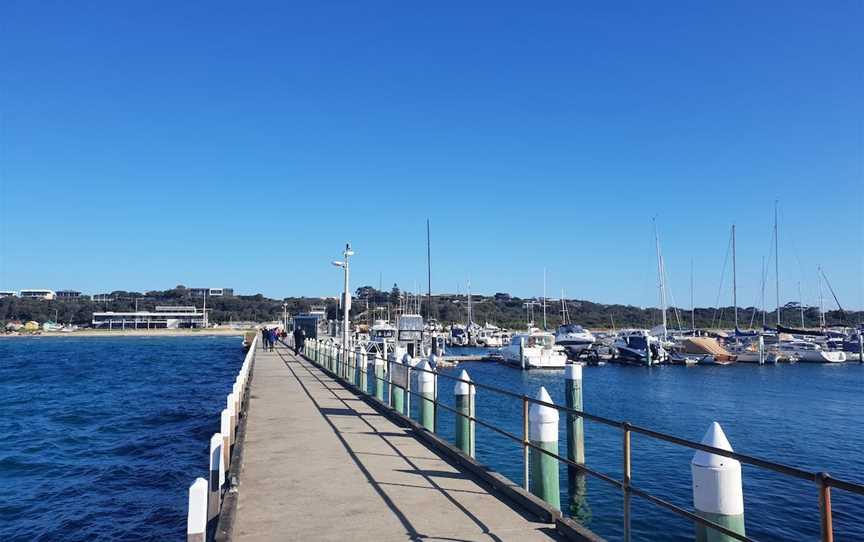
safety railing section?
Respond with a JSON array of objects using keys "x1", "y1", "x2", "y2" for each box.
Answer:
[
  {"x1": 298, "y1": 337, "x2": 863, "y2": 542},
  {"x1": 185, "y1": 336, "x2": 257, "y2": 542}
]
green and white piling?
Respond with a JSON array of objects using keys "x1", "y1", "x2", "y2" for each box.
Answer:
[
  {"x1": 529, "y1": 386, "x2": 561, "y2": 510},
  {"x1": 356, "y1": 346, "x2": 366, "y2": 392},
  {"x1": 186, "y1": 477, "x2": 208, "y2": 542},
  {"x1": 374, "y1": 354, "x2": 385, "y2": 402},
  {"x1": 758, "y1": 335, "x2": 765, "y2": 365},
  {"x1": 417, "y1": 359, "x2": 435, "y2": 431},
  {"x1": 858, "y1": 333, "x2": 863, "y2": 364},
  {"x1": 454, "y1": 369, "x2": 475, "y2": 457},
  {"x1": 692, "y1": 422, "x2": 745, "y2": 542},
  {"x1": 565, "y1": 363, "x2": 589, "y2": 518},
  {"x1": 565, "y1": 364, "x2": 585, "y2": 465},
  {"x1": 392, "y1": 357, "x2": 406, "y2": 415}
]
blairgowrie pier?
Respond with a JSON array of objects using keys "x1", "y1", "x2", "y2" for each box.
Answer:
[{"x1": 187, "y1": 337, "x2": 864, "y2": 542}]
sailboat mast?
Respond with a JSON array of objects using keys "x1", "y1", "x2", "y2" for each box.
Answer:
[
  {"x1": 774, "y1": 201, "x2": 781, "y2": 327},
  {"x1": 467, "y1": 280, "x2": 472, "y2": 326},
  {"x1": 732, "y1": 224, "x2": 738, "y2": 331},
  {"x1": 798, "y1": 281, "x2": 805, "y2": 328},
  {"x1": 761, "y1": 256, "x2": 766, "y2": 327},
  {"x1": 426, "y1": 219, "x2": 432, "y2": 320},
  {"x1": 654, "y1": 220, "x2": 667, "y2": 337},
  {"x1": 690, "y1": 258, "x2": 695, "y2": 331},
  {"x1": 542, "y1": 268, "x2": 547, "y2": 330},
  {"x1": 818, "y1": 266, "x2": 826, "y2": 328}
]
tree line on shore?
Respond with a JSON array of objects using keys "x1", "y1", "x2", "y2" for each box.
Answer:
[{"x1": 0, "y1": 284, "x2": 859, "y2": 330}]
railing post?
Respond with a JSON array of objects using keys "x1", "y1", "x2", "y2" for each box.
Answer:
[
  {"x1": 455, "y1": 369, "x2": 475, "y2": 457},
  {"x1": 623, "y1": 422, "x2": 632, "y2": 542},
  {"x1": 374, "y1": 354, "x2": 385, "y2": 401},
  {"x1": 529, "y1": 386, "x2": 560, "y2": 510},
  {"x1": 522, "y1": 395, "x2": 529, "y2": 490},
  {"x1": 692, "y1": 422, "x2": 745, "y2": 542},
  {"x1": 392, "y1": 358, "x2": 405, "y2": 415},
  {"x1": 818, "y1": 472, "x2": 834, "y2": 542},
  {"x1": 186, "y1": 478, "x2": 208, "y2": 542},
  {"x1": 208, "y1": 433, "x2": 222, "y2": 522},
  {"x1": 417, "y1": 360, "x2": 435, "y2": 431}
]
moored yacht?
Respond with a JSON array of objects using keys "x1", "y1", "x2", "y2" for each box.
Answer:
[
  {"x1": 612, "y1": 329, "x2": 669, "y2": 365},
  {"x1": 499, "y1": 330, "x2": 568, "y2": 369},
  {"x1": 555, "y1": 324, "x2": 596, "y2": 358},
  {"x1": 779, "y1": 339, "x2": 846, "y2": 363}
]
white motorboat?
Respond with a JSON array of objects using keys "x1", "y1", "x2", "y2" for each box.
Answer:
[
  {"x1": 555, "y1": 324, "x2": 596, "y2": 358},
  {"x1": 779, "y1": 340, "x2": 846, "y2": 363},
  {"x1": 612, "y1": 329, "x2": 669, "y2": 365},
  {"x1": 448, "y1": 324, "x2": 470, "y2": 346},
  {"x1": 499, "y1": 330, "x2": 567, "y2": 369}
]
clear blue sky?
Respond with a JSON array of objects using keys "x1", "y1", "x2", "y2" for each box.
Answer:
[{"x1": 1, "y1": 2, "x2": 861, "y2": 310}]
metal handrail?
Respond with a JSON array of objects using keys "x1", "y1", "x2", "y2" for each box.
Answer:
[{"x1": 301, "y1": 340, "x2": 860, "y2": 542}]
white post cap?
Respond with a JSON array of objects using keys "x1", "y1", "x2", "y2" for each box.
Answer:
[
  {"x1": 565, "y1": 363, "x2": 582, "y2": 381},
  {"x1": 220, "y1": 409, "x2": 229, "y2": 434},
  {"x1": 417, "y1": 360, "x2": 435, "y2": 392},
  {"x1": 210, "y1": 433, "x2": 224, "y2": 487},
  {"x1": 454, "y1": 369, "x2": 475, "y2": 395},
  {"x1": 529, "y1": 386, "x2": 559, "y2": 442},
  {"x1": 691, "y1": 422, "x2": 744, "y2": 515},
  {"x1": 227, "y1": 394, "x2": 235, "y2": 416},
  {"x1": 374, "y1": 353, "x2": 384, "y2": 366},
  {"x1": 429, "y1": 353, "x2": 438, "y2": 367},
  {"x1": 187, "y1": 477, "x2": 208, "y2": 535},
  {"x1": 402, "y1": 353, "x2": 412, "y2": 365}
]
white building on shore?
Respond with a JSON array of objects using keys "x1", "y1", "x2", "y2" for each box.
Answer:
[{"x1": 92, "y1": 306, "x2": 205, "y2": 329}]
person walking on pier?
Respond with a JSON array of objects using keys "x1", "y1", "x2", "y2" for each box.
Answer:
[{"x1": 292, "y1": 328, "x2": 305, "y2": 355}]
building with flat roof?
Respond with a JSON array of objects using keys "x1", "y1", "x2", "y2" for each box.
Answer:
[
  {"x1": 56, "y1": 290, "x2": 84, "y2": 300},
  {"x1": 189, "y1": 288, "x2": 234, "y2": 298},
  {"x1": 20, "y1": 289, "x2": 56, "y2": 300},
  {"x1": 92, "y1": 306, "x2": 205, "y2": 329},
  {"x1": 0, "y1": 291, "x2": 16, "y2": 298}
]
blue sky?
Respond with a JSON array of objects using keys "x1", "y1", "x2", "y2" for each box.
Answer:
[{"x1": 1, "y1": 2, "x2": 861, "y2": 309}]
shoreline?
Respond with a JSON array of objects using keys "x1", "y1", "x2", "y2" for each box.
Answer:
[{"x1": 0, "y1": 328, "x2": 251, "y2": 339}]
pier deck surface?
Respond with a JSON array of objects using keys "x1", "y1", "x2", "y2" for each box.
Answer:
[{"x1": 233, "y1": 344, "x2": 560, "y2": 542}]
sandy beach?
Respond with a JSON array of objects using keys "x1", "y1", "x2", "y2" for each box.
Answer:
[{"x1": 0, "y1": 328, "x2": 253, "y2": 339}]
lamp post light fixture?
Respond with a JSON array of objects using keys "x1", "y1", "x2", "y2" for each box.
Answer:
[{"x1": 332, "y1": 243, "x2": 354, "y2": 375}]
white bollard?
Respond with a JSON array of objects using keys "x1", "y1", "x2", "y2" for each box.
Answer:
[
  {"x1": 233, "y1": 382, "x2": 241, "y2": 414},
  {"x1": 227, "y1": 394, "x2": 236, "y2": 445},
  {"x1": 208, "y1": 433, "x2": 222, "y2": 521},
  {"x1": 187, "y1": 477, "x2": 208, "y2": 542},
  {"x1": 529, "y1": 386, "x2": 561, "y2": 509},
  {"x1": 692, "y1": 422, "x2": 745, "y2": 541},
  {"x1": 220, "y1": 409, "x2": 231, "y2": 475},
  {"x1": 417, "y1": 359, "x2": 435, "y2": 431}
]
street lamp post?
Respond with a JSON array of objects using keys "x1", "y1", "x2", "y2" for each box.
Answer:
[{"x1": 332, "y1": 243, "x2": 354, "y2": 378}]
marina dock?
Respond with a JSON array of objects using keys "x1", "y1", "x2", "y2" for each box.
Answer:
[{"x1": 215, "y1": 342, "x2": 580, "y2": 541}]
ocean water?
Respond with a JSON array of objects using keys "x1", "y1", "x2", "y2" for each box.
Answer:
[
  {"x1": 4, "y1": 338, "x2": 862, "y2": 541},
  {"x1": 0, "y1": 336, "x2": 242, "y2": 542},
  {"x1": 419, "y1": 351, "x2": 864, "y2": 541}
]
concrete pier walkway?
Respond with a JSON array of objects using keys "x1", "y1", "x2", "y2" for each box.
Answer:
[{"x1": 232, "y1": 343, "x2": 561, "y2": 542}]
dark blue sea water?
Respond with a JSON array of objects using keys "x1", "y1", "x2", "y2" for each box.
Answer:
[
  {"x1": 0, "y1": 336, "x2": 242, "y2": 542},
  {"x1": 415, "y1": 351, "x2": 864, "y2": 541}
]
